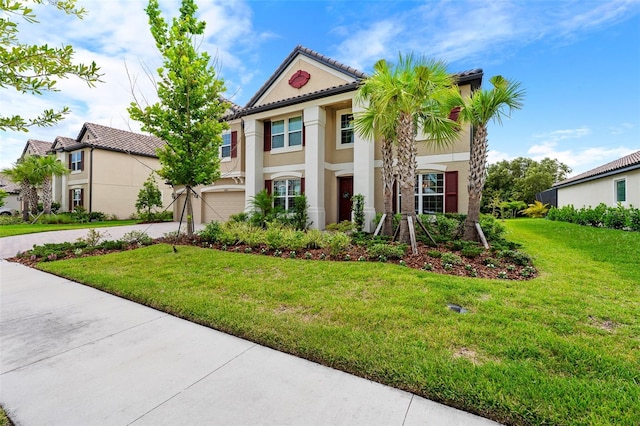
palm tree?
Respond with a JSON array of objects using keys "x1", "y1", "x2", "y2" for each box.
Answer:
[
  {"x1": 355, "y1": 54, "x2": 459, "y2": 245},
  {"x1": 32, "y1": 155, "x2": 69, "y2": 214},
  {"x1": 446, "y1": 75, "x2": 525, "y2": 241}
]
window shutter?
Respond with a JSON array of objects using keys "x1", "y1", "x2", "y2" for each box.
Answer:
[
  {"x1": 69, "y1": 189, "x2": 73, "y2": 211},
  {"x1": 264, "y1": 180, "x2": 272, "y2": 195},
  {"x1": 392, "y1": 181, "x2": 398, "y2": 213},
  {"x1": 300, "y1": 178, "x2": 305, "y2": 194},
  {"x1": 302, "y1": 125, "x2": 306, "y2": 147},
  {"x1": 68, "y1": 153, "x2": 72, "y2": 169},
  {"x1": 80, "y1": 151, "x2": 85, "y2": 171},
  {"x1": 231, "y1": 131, "x2": 238, "y2": 158},
  {"x1": 80, "y1": 189, "x2": 84, "y2": 208},
  {"x1": 263, "y1": 121, "x2": 271, "y2": 152},
  {"x1": 444, "y1": 171, "x2": 458, "y2": 213}
]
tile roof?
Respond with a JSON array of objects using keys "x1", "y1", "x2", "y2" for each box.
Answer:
[
  {"x1": 0, "y1": 173, "x2": 20, "y2": 193},
  {"x1": 51, "y1": 136, "x2": 77, "y2": 151},
  {"x1": 22, "y1": 139, "x2": 53, "y2": 157},
  {"x1": 553, "y1": 150, "x2": 640, "y2": 188},
  {"x1": 70, "y1": 123, "x2": 166, "y2": 157}
]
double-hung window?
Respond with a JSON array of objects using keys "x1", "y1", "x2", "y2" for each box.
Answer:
[
  {"x1": 339, "y1": 113, "x2": 354, "y2": 145},
  {"x1": 415, "y1": 173, "x2": 444, "y2": 214},
  {"x1": 70, "y1": 151, "x2": 82, "y2": 171},
  {"x1": 221, "y1": 132, "x2": 231, "y2": 159},
  {"x1": 615, "y1": 178, "x2": 626, "y2": 203},
  {"x1": 271, "y1": 116, "x2": 302, "y2": 150},
  {"x1": 71, "y1": 188, "x2": 83, "y2": 209},
  {"x1": 273, "y1": 179, "x2": 301, "y2": 211}
]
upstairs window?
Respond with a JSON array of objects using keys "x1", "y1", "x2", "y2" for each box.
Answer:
[
  {"x1": 273, "y1": 179, "x2": 301, "y2": 211},
  {"x1": 70, "y1": 151, "x2": 83, "y2": 171},
  {"x1": 221, "y1": 132, "x2": 231, "y2": 158},
  {"x1": 340, "y1": 113, "x2": 354, "y2": 144},
  {"x1": 269, "y1": 116, "x2": 303, "y2": 150}
]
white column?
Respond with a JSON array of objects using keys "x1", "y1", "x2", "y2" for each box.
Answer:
[
  {"x1": 352, "y1": 100, "x2": 376, "y2": 232},
  {"x1": 304, "y1": 105, "x2": 326, "y2": 230},
  {"x1": 244, "y1": 119, "x2": 264, "y2": 212}
]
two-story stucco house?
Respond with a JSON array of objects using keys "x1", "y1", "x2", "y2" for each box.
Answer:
[
  {"x1": 48, "y1": 123, "x2": 173, "y2": 219},
  {"x1": 180, "y1": 45, "x2": 482, "y2": 231}
]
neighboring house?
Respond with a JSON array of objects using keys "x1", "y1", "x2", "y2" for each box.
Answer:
[
  {"x1": 181, "y1": 45, "x2": 483, "y2": 231},
  {"x1": 551, "y1": 150, "x2": 640, "y2": 208},
  {"x1": 46, "y1": 123, "x2": 173, "y2": 219},
  {"x1": 22, "y1": 139, "x2": 53, "y2": 157},
  {"x1": 0, "y1": 173, "x2": 20, "y2": 214}
]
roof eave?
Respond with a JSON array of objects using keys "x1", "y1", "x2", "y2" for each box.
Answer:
[{"x1": 553, "y1": 164, "x2": 640, "y2": 188}]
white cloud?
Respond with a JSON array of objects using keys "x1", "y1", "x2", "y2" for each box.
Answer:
[
  {"x1": 486, "y1": 150, "x2": 514, "y2": 165},
  {"x1": 527, "y1": 142, "x2": 636, "y2": 176}
]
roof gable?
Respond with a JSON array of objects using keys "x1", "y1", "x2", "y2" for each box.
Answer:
[
  {"x1": 245, "y1": 45, "x2": 366, "y2": 109},
  {"x1": 72, "y1": 123, "x2": 166, "y2": 157},
  {"x1": 21, "y1": 139, "x2": 53, "y2": 158},
  {"x1": 554, "y1": 150, "x2": 640, "y2": 188}
]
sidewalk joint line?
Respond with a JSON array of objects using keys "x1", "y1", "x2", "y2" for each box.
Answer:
[{"x1": 402, "y1": 394, "x2": 414, "y2": 426}]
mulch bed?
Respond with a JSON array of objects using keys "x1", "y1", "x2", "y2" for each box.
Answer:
[{"x1": 9, "y1": 235, "x2": 537, "y2": 281}]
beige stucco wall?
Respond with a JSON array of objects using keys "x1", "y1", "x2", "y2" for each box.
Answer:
[
  {"x1": 90, "y1": 150, "x2": 172, "y2": 219},
  {"x1": 557, "y1": 169, "x2": 640, "y2": 208},
  {"x1": 257, "y1": 58, "x2": 352, "y2": 106}
]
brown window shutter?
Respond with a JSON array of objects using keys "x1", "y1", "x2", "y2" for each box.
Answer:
[
  {"x1": 68, "y1": 153, "x2": 72, "y2": 169},
  {"x1": 392, "y1": 181, "x2": 398, "y2": 213},
  {"x1": 231, "y1": 131, "x2": 238, "y2": 158},
  {"x1": 444, "y1": 171, "x2": 458, "y2": 213},
  {"x1": 264, "y1": 180, "x2": 272, "y2": 195},
  {"x1": 80, "y1": 151, "x2": 85, "y2": 171},
  {"x1": 80, "y1": 188, "x2": 84, "y2": 207},
  {"x1": 69, "y1": 189, "x2": 73, "y2": 211},
  {"x1": 300, "y1": 178, "x2": 305, "y2": 194},
  {"x1": 263, "y1": 121, "x2": 271, "y2": 152},
  {"x1": 302, "y1": 125, "x2": 306, "y2": 147}
]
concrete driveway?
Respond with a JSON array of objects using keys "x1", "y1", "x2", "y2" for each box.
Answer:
[{"x1": 0, "y1": 225, "x2": 499, "y2": 425}]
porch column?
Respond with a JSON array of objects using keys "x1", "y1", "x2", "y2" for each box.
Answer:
[
  {"x1": 244, "y1": 118, "x2": 264, "y2": 212},
  {"x1": 304, "y1": 105, "x2": 326, "y2": 230},
  {"x1": 352, "y1": 100, "x2": 376, "y2": 232}
]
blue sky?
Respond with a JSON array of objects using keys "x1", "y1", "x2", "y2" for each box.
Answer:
[{"x1": 2, "y1": 0, "x2": 639, "y2": 176}]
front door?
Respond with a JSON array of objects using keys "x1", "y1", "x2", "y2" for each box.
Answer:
[{"x1": 338, "y1": 177, "x2": 353, "y2": 222}]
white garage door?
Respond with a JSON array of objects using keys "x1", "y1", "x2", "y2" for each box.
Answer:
[{"x1": 202, "y1": 191, "x2": 245, "y2": 224}]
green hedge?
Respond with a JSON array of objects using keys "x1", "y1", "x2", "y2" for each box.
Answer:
[{"x1": 547, "y1": 203, "x2": 640, "y2": 231}]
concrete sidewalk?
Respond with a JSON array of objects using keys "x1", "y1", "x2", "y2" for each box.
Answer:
[{"x1": 0, "y1": 228, "x2": 499, "y2": 425}]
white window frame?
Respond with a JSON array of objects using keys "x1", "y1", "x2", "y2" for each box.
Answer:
[
  {"x1": 614, "y1": 177, "x2": 627, "y2": 204},
  {"x1": 335, "y1": 109, "x2": 354, "y2": 150},
  {"x1": 70, "y1": 151, "x2": 82, "y2": 172},
  {"x1": 415, "y1": 172, "x2": 445, "y2": 214},
  {"x1": 220, "y1": 131, "x2": 231, "y2": 162},
  {"x1": 273, "y1": 178, "x2": 301, "y2": 211},
  {"x1": 271, "y1": 115, "x2": 303, "y2": 154}
]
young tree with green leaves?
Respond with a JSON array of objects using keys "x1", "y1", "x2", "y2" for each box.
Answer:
[
  {"x1": 0, "y1": 0, "x2": 102, "y2": 132},
  {"x1": 128, "y1": 0, "x2": 228, "y2": 236},
  {"x1": 446, "y1": 75, "x2": 525, "y2": 241},
  {"x1": 136, "y1": 173, "x2": 163, "y2": 222}
]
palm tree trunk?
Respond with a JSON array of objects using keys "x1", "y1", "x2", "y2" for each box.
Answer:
[
  {"x1": 464, "y1": 125, "x2": 488, "y2": 241},
  {"x1": 42, "y1": 175, "x2": 52, "y2": 214},
  {"x1": 20, "y1": 179, "x2": 30, "y2": 222},
  {"x1": 27, "y1": 182, "x2": 38, "y2": 216},
  {"x1": 381, "y1": 136, "x2": 395, "y2": 236},
  {"x1": 396, "y1": 112, "x2": 416, "y2": 244}
]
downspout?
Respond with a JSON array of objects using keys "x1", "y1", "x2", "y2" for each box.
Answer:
[{"x1": 89, "y1": 146, "x2": 94, "y2": 213}]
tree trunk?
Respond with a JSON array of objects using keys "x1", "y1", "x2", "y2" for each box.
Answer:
[
  {"x1": 463, "y1": 124, "x2": 488, "y2": 241},
  {"x1": 185, "y1": 186, "x2": 194, "y2": 237},
  {"x1": 42, "y1": 175, "x2": 52, "y2": 215},
  {"x1": 20, "y1": 180, "x2": 29, "y2": 222},
  {"x1": 396, "y1": 112, "x2": 416, "y2": 244},
  {"x1": 381, "y1": 136, "x2": 395, "y2": 236}
]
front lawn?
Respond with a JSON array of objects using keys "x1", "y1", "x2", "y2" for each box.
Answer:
[
  {"x1": 0, "y1": 220, "x2": 139, "y2": 238},
  {"x1": 37, "y1": 219, "x2": 640, "y2": 425}
]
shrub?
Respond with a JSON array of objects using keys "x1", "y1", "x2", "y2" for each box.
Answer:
[
  {"x1": 603, "y1": 204, "x2": 628, "y2": 230},
  {"x1": 479, "y1": 214, "x2": 505, "y2": 242},
  {"x1": 265, "y1": 226, "x2": 285, "y2": 250},
  {"x1": 0, "y1": 215, "x2": 21, "y2": 225},
  {"x1": 326, "y1": 221, "x2": 355, "y2": 233},
  {"x1": 77, "y1": 229, "x2": 109, "y2": 246},
  {"x1": 304, "y1": 229, "x2": 325, "y2": 249},
  {"x1": 498, "y1": 249, "x2": 532, "y2": 266},
  {"x1": 120, "y1": 230, "x2": 152, "y2": 246},
  {"x1": 367, "y1": 243, "x2": 407, "y2": 260},
  {"x1": 520, "y1": 200, "x2": 549, "y2": 218},
  {"x1": 98, "y1": 240, "x2": 126, "y2": 250},
  {"x1": 199, "y1": 221, "x2": 222, "y2": 243},
  {"x1": 351, "y1": 194, "x2": 365, "y2": 232},
  {"x1": 281, "y1": 228, "x2": 307, "y2": 251},
  {"x1": 441, "y1": 252, "x2": 462, "y2": 266},
  {"x1": 461, "y1": 243, "x2": 484, "y2": 259},
  {"x1": 325, "y1": 232, "x2": 351, "y2": 257},
  {"x1": 289, "y1": 194, "x2": 311, "y2": 231},
  {"x1": 88, "y1": 211, "x2": 106, "y2": 222},
  {"x1": 427, "y1": 250, "x2": 442, "y2": 258},
  {"x1": 628, "y1": 207, "x2": 640, "y2": 232},
  {"x1": 228, "y1": 212, "x2": 249, "y2": 223}
]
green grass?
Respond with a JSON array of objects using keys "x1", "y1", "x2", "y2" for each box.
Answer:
[
  {"x1": 0, "y1": 220, "x2": 138, "y2": 238},
  {"x1": 37, "y1": 219, "x2": 640, "y2": 425},
  {"x1": 0, "y1": 406, "x2": 12, "y2": 426}
]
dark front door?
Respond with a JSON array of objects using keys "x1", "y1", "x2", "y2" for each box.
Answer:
[{"x1": 338, "y1": 177, "x2": 353, "y2": 222}]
